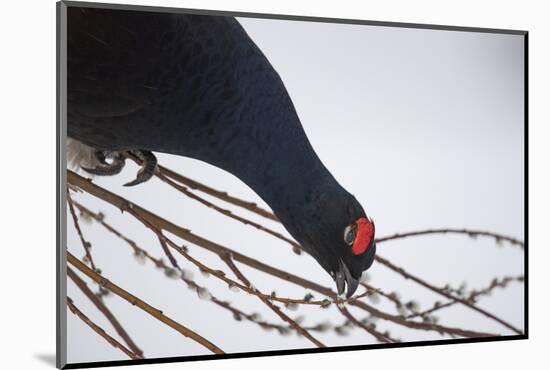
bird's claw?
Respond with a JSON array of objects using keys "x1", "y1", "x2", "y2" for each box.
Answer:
[
  {"x1": 123, "y1": 150, "x2": 158, "y2": 187},
  {"x1": 81, "y1": 151, "x2": 126, "y2": 176},
  {"x1": 81, "y1": 148, "x2": 157, "y2": 187}
]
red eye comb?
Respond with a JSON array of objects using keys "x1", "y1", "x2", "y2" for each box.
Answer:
[{"x1": 352, "y1": 217, "x2": 375, "y2": 255}]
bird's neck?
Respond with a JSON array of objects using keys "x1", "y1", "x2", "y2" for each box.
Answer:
[
  {"x1": 201, "y1": 106, "x2": 342, "y2": 230},
  {"x1": 171, "y1": 58, "x2": 345, "y2": 230}
]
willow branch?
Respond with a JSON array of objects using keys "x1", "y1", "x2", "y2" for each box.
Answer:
[
  {"x1": 338, "y1": 306, "x2": 392, "y2": 343},
  {"x1": 136, "y1": 206, "x2": 498, "y2": 338},
  {"x1": 407, "y1": 275, "x2": 525, "y2": 320},
  {"x1": 158, "y1": 167, "x2": 523, "y2": 255},
  {"x1": 210, "y1": 298, "x2": 286, "y2": 333},
  {"x1": 361, "y1": 283, "x2": 403, "y2": 306},
  {"x1": 67, "y1": 192, "x2": 96, "y2": 270},
  {"x1": 157, "y1": 235, "x2": 181, "y2": 269},
  {"x1": 148, "y1": 167, "x2": 524, "y2": 331},
  {"x1": 67, "y1": 170, "x2": 498, "y2": 338},
  {"x1": 158, "y1": 164, "x2": 278, "y2": 222},
  {"x1": 155, "y1": 170, "x2": 303, "y2": 254},
  {"x1": 69, "y1": 178, "x2": 349, "y2": 307},
  {"x1": 75, "y1": 202, "x2": 348, "y2": 339},
  {"x1": 73, "y1": 200, "x2": 343, "y2": 307},
  {"x1": 125, "y1": 191, "x2": 495, "y2": 337},
  {"x1": 67, "y1": 297, "x2": 141, "y2": 360},
  {"x1": 220, "y1": 253, "x2": 325, "y2": 348},
  {"x1": 375, "y1": 255, "x2": 522, "y2": 334},
  {"x1": 376, "y1": 229, "x2": 523, "y2": 248},
  {"x1": 159, "y1": 165, "x2": 522, "y2": 250},
  {"x1": 67, "y1": 251, "x2": 224, "y2": 354},
  {"x1": 127, "y1": 203, "x2": 340, "y2": 308},
  {"x1": 67, "y1": 267, "x2": 144, "y2": 357}
]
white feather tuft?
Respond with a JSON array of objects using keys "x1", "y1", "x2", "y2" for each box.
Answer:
[{"x1": 66, "y1": 138, "x2": 100, "y2": 172}]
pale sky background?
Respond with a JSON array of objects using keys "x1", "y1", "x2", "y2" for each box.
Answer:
[{"x1": 66, "y1": 14, "x2": 525, "y2": 365}]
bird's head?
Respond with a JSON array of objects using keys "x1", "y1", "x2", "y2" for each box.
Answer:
[
  {"x1": 333, "y1": 215, "x2": 376, "y2": 298},
  {"x1": 291, "y1": 190, "x2": 376, "y2": 298}
]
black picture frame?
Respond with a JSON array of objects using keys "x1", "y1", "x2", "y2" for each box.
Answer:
[{"x1": 57, "y1": 1, "x2": 528, "y2": 368}]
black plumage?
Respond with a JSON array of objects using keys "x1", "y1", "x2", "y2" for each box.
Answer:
[{"x1": 67, "y1": 6, "x2": 376, "y2": 297}]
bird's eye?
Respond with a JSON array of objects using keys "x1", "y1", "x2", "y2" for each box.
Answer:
[{"x1": 344, "y1": 224, "x2": 356, "y2": 246}]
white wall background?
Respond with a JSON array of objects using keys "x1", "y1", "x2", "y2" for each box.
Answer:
[{"x1": 1, "y1": 0, "x2": 547, "y2": 370}]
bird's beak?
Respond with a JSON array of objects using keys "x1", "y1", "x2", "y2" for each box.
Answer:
[{"x1": 335, "y1": 259, "x2": 360, "y2": 298}]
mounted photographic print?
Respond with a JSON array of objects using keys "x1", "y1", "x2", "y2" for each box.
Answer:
[{"x1": 56, "y1": 1, "x2": 527, "y2": 368}]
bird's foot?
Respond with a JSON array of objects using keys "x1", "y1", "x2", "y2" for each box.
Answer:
[
  {"x1": 81, "y1": 151, "x2": 126, "y2": 176},
  {"x1": 123, "y1": 150, "x2": 158, "y2": 187},
  {"x1": 81, "y1": 148, "x2": 157, "y2": 187}
]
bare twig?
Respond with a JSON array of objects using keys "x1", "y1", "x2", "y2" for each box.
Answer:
[
  {"x1": 220, "y1": 252, "x2": 325, "y2": 348},
  {"x1": 67, "y1": 297, "x2": 142, "y2": 360},
  {"x1": 374, "y1": 255, "x2": 523, "y2": 334},
  {"x1": 157, "y1": 235, "x2": 181, "y2": 269},
  {"x1": 407, "y1": 275, "x2": 525, "y2": 320},
  {"x1": 155, "y1": 170, "x2": 303, "y2": 254},
  {"x1": 376, "y1": 229, "x2": 523, "y2": 248},
  {"x1": 67, "y1": 251, "x2": 224, "y2": 354},
  {"x1": 67, "y1": 267, "x2": 144, "y2": 357},
  {"x1": 158, "y1": 166, "x2": 522, "y2": 250},
  {"x1": 161, "y1": 173, "x2": 524, "y2": 333},
  {"x1": 73, "y1": 200, "x2": 341, "y2": 307},
  {"x1": 125, "y1": 202, "x2": 334, "y2": 308},
  {"x1": 73, "y1": 201, "x2": 345, "y2": 337},
  {"x1": 66, "y1": 173, "x2": 371, "y2": 307},
  {"x1": 67, "y1": 192, "x2": 96, "y2": 270},
  {"x1": 127, "y1": 164, "x2": 525, "y2": 333},
  {"x1": 158, "y1": 164, "x2": 278, "y2": 222},
  {"x1": 67, "y1": 171, "x2": 499, "y2": 338},
  {"x1": 338, "y1": 307, "x2": 393, "y2": 343},
  {"x1": 122, "y1": 193, "x2": 498, "y2": 339}
]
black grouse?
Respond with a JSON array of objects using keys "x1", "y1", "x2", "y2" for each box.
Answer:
[{"x1": 66, "y1": 6, "x2": 376, "y2": 297}]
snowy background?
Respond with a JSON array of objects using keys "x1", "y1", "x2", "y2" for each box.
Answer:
[{"x1": 66, "y1": 15, "x2": 524, "y2": 364}]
